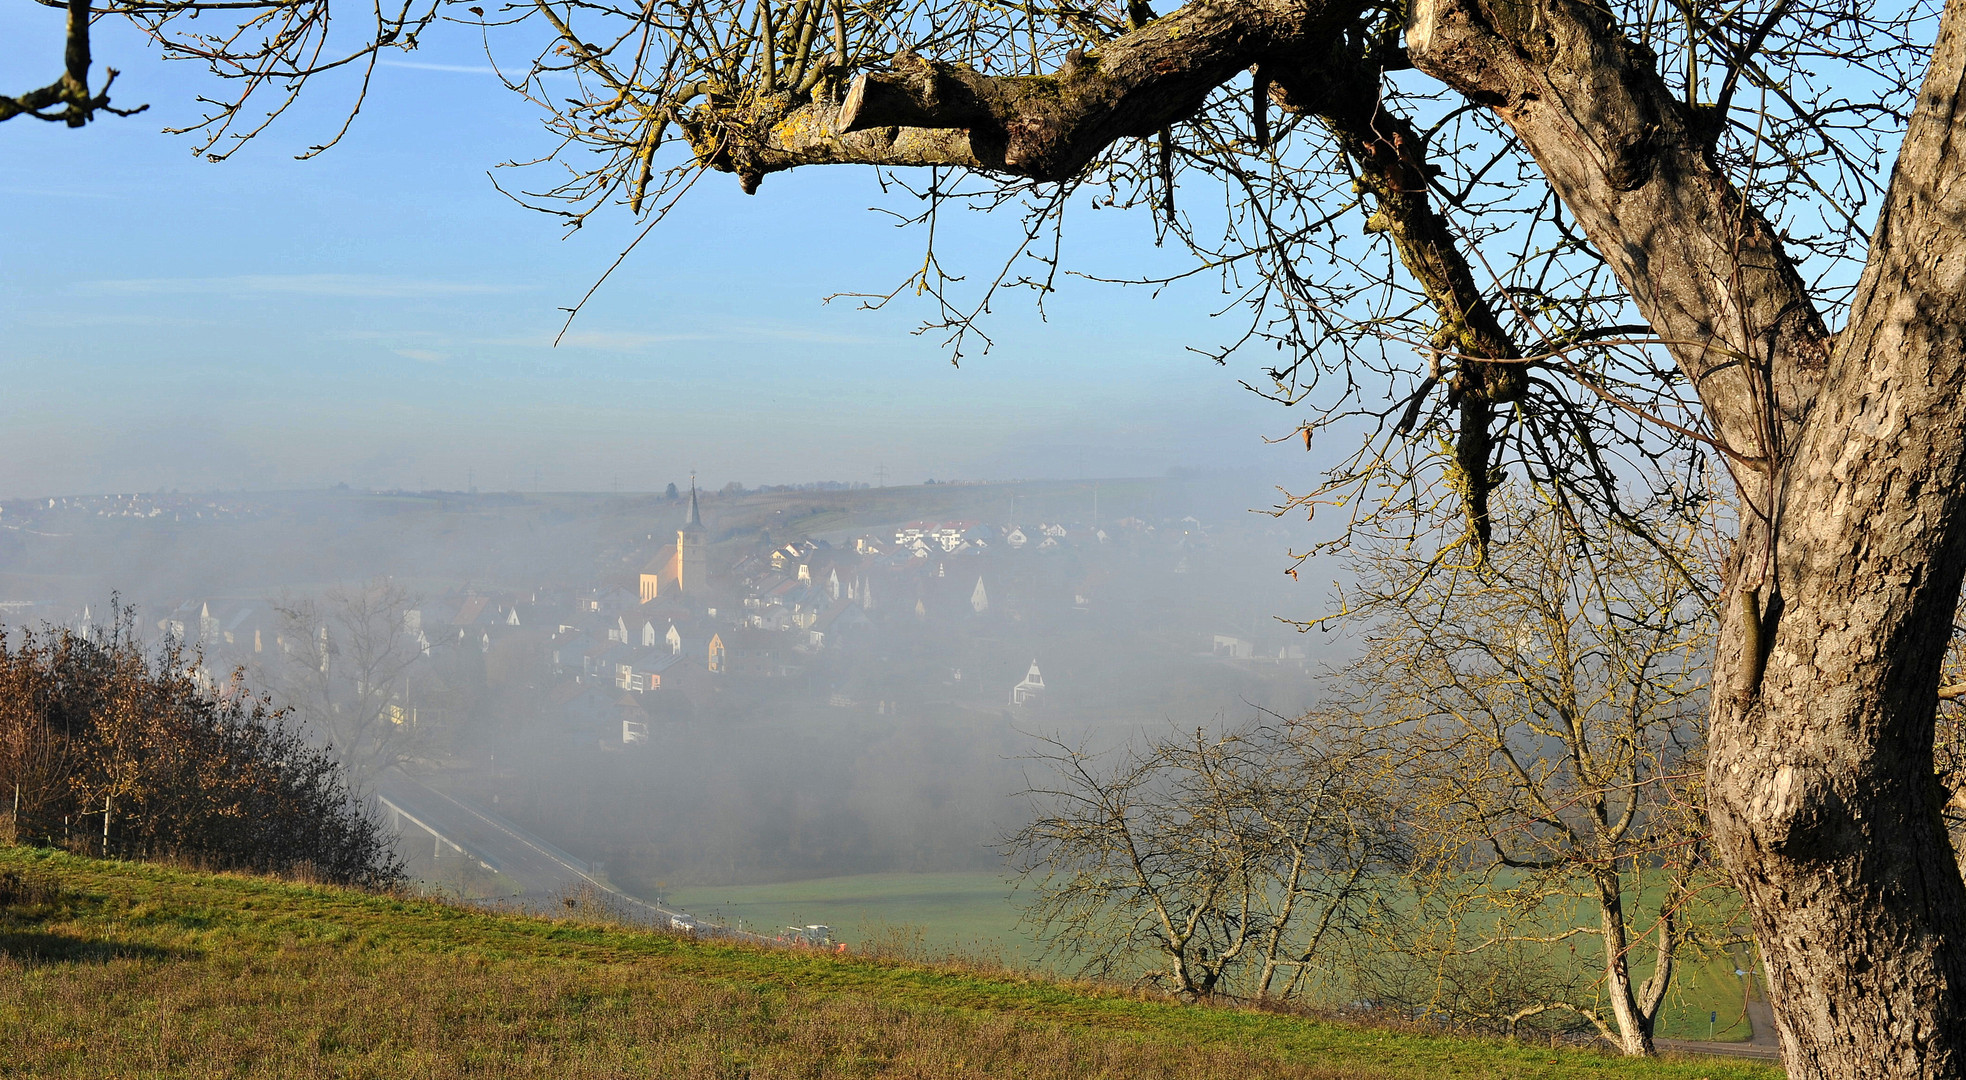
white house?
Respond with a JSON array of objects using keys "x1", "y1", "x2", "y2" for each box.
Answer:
[
  {"x1": 1212, "y1": 634, "x2": 1255, "y2": 659},
  {"x1": 1011, "y1": 660, "x2": 1045, "y2": 706}
]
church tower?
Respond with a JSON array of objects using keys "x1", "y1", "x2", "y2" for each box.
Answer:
[
  {"x1": 676, "y1": 477, "x2": 707, "y2": 595},
  {"x1": 640, "y1": 477, "x2": 709, "y2": 603}
]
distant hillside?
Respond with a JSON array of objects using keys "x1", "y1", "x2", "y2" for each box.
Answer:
[
  {"x1": 0, "y1": 847, "x2": 1778, "y2": 1079},
  {"x1": 0, "y1": 476, "x2": 1287, "y2": 614}
]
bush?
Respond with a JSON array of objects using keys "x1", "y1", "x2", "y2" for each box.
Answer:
[{"x1": 0, "y1": 606, "x2": 402, "y2": 887}]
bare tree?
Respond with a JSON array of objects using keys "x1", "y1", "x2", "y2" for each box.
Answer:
[
  {"x1": 25, "y1": 0, "x2": 1966, "y2": 1066},
  {"x1": 1008, "y1": 721, "x2": 1405, "y2": 1001},
  {"x1": 460, "y1": 0, "x2": 1966, "y2": 1069},
  {"x1": 1333, "y1": 485, "x2": 1730, "y2": 1055},
  {"x1": 267, "y1": 579, "x2": 427, "y2": 784}
]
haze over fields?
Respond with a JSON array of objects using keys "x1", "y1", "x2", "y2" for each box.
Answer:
[
  {"x1": 0, "y1": 0, "x2": 1354, "y2": 949},
  {"x1": 0, "y1": 476, "x2": 1343, "y2": 934}
]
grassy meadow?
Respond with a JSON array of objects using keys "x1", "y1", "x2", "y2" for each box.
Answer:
[
  {"x1": 664, "y1": 872, "x2": 1030, "y2": 963},
  {"x1": 664, "y1": 871, "x2": 1764, "y2": 1043},
  {"x1": 0, "y1": 847, "x2": 1784, "y2": 1078}
]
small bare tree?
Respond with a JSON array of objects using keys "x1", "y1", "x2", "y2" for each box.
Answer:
[
  {"x1": 267, "y1": 579, "x2": 427, "y2": 784},
  {"x1": 1333, "y1": 485, "x2": 1730, "y2": 1055},
  {"x1": 1008, "y1": 721, "x2": 1406, "y2": 1001}
]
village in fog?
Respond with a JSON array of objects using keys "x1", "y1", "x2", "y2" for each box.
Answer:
[
  {"x1": 13, "y1": 0, "x2": 1962, "y2": 1058},
  {"x1": 0, "y1": 477, "x2": 1327, "y2": 914}
]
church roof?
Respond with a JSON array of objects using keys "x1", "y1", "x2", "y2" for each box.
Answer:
[{"x1": 683, "y1": 480, "x2": 705, "y2": 533}]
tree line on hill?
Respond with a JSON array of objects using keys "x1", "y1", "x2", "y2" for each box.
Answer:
[{"x1": 0, "y1": 606, "x2": 402, "y2": 887}]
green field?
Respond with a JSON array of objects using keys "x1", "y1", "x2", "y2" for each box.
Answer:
[
  {"x1": 665, "y1": 871, "x2": 1765, "y2": 1042},
  {"x1": 1659, "y1": 954, "x2": 1760, "y2": 1041},
  {"x1": 0, "y1": 847, "x2": 1779, "y2": 1079},
  {"x1": 665, "y1": 872, "x2": 1032, "y2": 962}
]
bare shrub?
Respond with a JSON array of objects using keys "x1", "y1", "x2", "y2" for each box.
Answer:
[
  {"x1": 0, "y1": 605, "x2": 402, "y2": 888},
  {"x1": 1008, "y1": 720, "x2": 1407, "y2": 1002}
]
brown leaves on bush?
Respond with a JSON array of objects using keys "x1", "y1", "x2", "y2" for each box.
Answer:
[{"x1": 0, "y1": 604, "x2": 402, "y2": 887}]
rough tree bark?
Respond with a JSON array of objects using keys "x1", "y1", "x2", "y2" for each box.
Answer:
[{"x1": 1702, "y1": 9, "x2": 1966, "y2": 1070}]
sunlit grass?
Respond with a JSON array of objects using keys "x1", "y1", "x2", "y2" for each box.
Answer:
[
  {"x1": 0, "y1": 847, "x2": 1778, "y2": 1079},
  {"x1": 665, "y1": 870, "x2": 1763, "y2": 1042},
  {"x1": 664, "y1": 871, "x2": 1027, "y2": 961}
]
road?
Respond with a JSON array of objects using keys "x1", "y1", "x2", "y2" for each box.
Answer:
[
  {"x1": 377, "y1": 772, "x2": 1773, "y2": 1053},
  {"x1": 376, "y1": 771, "x2": 691, "y2": 929},
  {"x1": 1656, "y1": 956, "x2": 1781, "y2": 1062},
  {"x1": 1656, "y1": 1036, "x2": 1779, "y2": 1062}
]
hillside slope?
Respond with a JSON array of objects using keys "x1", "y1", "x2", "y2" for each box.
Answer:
[{"x1": 0, "y1": 848, "x2": 1778, "y2": 1079}]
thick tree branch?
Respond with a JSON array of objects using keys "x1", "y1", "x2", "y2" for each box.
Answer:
[
  {"x1": 1272, "y1": 49, "x2": 1522, "y2": 554},
  {"x1": 687, "y1": 0, "x2": 1360, "y2": 189},
  {"x1": 1, "y1": 0, "x2": 146, "y2": 127},
  {"x1": 1405, "y1": 0, "x2": 1832, "y2": 488}
]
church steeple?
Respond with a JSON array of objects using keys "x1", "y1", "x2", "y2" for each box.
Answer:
[
  {"x1": 675, "y1": 473, "x2": 706, "y2": 595},
  {"x1": 641, "y1": 475, "x2": 709, "y2": 603},
  {"x1": 683, "y1": 474, "x2": 704, "y2": 533}
]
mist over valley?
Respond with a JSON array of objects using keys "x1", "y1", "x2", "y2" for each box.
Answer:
[{"x1": 0, "y1": 476, "x2": 1333, "y2": 948}]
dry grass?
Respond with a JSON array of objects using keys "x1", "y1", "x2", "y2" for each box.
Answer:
[
  {"x1": 3, "y1": 951, "x2": 1394, "y2": 1079},
  {"x1": 0, "y1": 846, "x2": 1780, "y2": 1080}
]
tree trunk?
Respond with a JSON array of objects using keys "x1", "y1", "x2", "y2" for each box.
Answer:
[
  {"x1": 1700, "y1": 3, "x2": 1966, "y2": 1064},
  {"x1": 1596, "y1": 873, "x2": 1657, "y2": 1056},
  {"x1": 1406, "y1": 0, "x2": 1966, "y2": 1071}
]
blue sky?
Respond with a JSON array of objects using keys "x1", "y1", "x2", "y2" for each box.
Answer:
[{"x1": 0, "y1": 11, "x2": 1319, "y2": 497}]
